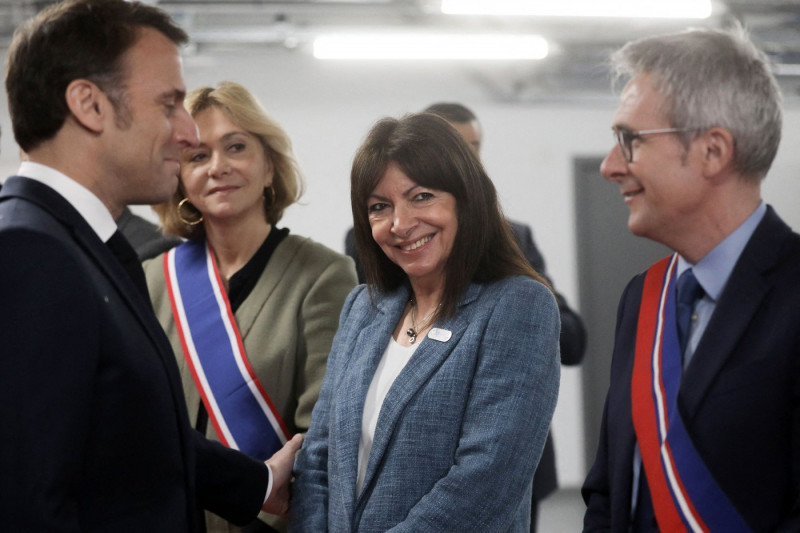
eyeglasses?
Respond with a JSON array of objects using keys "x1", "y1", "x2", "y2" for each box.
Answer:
[{"x1": 612, "y1": 126, "x2": 701, "y2": 163}]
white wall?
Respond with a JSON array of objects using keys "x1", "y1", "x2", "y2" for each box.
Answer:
[{"x1": 2, "y1": 47, "x2": 799, "y2": 487}]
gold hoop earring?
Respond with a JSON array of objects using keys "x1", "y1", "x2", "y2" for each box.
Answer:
[{"x1": 177, "y1": 198, "x2": 203, "y2": 226}]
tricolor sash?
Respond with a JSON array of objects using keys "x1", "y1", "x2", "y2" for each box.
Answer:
[
  {"x1": 164, "y1": 239, "x2": 290, "y2": 461},
  {"x1": 631, "y1": 254, "x2": 751, "y2": 532}
]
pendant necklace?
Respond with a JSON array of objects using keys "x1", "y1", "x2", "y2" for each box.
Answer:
[{"x1": 406, "y1": 298, "x2": 440, "y2": 344}]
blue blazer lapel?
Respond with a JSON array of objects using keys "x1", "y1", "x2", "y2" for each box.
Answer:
[
  {"x1": 332, "y1": 286, "x2": 409, "y2": 514},
  {"x1": 680, "y1": 206, "x2": 790, "y2": 418},
  {"x1": 357, "y1": 285, "x2": 481, "y2": 503}
]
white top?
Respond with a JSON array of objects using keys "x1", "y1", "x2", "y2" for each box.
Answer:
[{"x1": 357, "y1": 337, "x2": 420, "y2": 494}]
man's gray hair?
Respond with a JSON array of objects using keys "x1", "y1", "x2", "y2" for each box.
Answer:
[{"x1": 611, "y1": 25, "x2": 782, "y2": 181}]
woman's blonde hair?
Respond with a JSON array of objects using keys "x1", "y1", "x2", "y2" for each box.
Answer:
[{"x1": 154, "y1": 81, "x2": 304, "y2": 238}]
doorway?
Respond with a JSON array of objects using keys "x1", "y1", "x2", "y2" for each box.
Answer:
[{"x1": 573, "y1": 156, "x2": 669, "y2": 469}]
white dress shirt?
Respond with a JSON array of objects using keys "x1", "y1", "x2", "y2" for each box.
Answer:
[{"x1": 17, "y1": 161, "x2": 117, "y2": 242}]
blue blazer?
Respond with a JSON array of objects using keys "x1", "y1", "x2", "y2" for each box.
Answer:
[
  {"x1": 291, "y1": 276, "x2": 561, "y2": 532},
  {"x1": 0, "y1": 177, "x2": 269, "y2": 531},
  {"x1": 582, "y1": 206, "x2": 800, "y2": 532}
]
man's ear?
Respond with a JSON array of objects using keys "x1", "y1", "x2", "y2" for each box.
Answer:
[
  {"x1": 699, "y1": 126, "x2": 735, "y2": 180},
  {"x1": 64, "y1": 79, "x2": 106, "y2": 134}
]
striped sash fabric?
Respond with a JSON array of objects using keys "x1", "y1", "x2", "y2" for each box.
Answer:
[
  {"x1": 164, "y1": 239, "x2": 290, "y2": 461},
  {"x1": 631, "y1": 254, "x2": 751, "y2": 532}
]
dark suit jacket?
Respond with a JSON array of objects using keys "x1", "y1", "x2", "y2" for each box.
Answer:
[
  {"x1": 582, "y1": 206, "x2": 800, "y2": 532},
  {"x1": 0, "y1": 177, "x2": 269, "y2": 532},
  {"x1": 344, "y1": 219, "x2": 587, "y2": 502}
]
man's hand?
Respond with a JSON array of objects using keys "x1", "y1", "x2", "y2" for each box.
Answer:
[{"x1": 262, "y1": 433, "x2": 304, "y2": 517}]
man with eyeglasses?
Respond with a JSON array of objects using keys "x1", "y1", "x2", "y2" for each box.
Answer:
[{"x1": 582, "y1": 26, "x2": 800, "y2": 532}]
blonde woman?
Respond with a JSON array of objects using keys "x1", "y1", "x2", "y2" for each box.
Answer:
[{"x1": 144, "y1": 81, "x2": 356, "y2": 532}]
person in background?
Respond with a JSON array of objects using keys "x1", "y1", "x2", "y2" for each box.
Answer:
[
  {"x1": 117, "y1": 206, "x2": 182, "y2": 260},
  {"x1": 144, "y1": 81, "x2": 357, "y2": 533},
  {"x1": 292, "y1": 112, "x2": 561, "y2": 531},
  {"x1": 0, "y1": 1, "x2": 300, "y2": 531},
  {"x1": 582, "y1": 26, "x2": 800, "y2": 531},
  {"x1": 345, "y1": 101, "x2": 586, "y2": 531}
]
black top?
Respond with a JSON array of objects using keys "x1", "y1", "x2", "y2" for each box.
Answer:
[{"x1": 227, "y1": 227, "x2": 289, "y2": 312}]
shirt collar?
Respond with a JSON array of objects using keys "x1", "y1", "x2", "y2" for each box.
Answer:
[
  {"x1": 18, "y1": 161, "x2": 117, "y2": 242},
  {"x1": 677, "y1": 201, "x2": 766, "y2": 301}
]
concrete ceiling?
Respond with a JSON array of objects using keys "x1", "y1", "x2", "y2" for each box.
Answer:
[{"x1": 3, "y1": 0, "x2": 800, "y2": 102}]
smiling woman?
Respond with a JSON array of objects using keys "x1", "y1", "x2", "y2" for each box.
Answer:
[
  {"x1": 143, "y1": 81, "x2": 357, "y2": 533},
  {"x1": 179, "y1": 106, "x2": 274, "y2": 231},
  {"x1": 291, "y1": 112, "x2": 562, "y2": 532},
  {"x1": 366, "y1": 162, "x2": 459, "y2": 295}
]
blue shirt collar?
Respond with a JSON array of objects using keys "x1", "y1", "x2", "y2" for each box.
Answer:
[{"x1": 677, "y1": 202, "x2": 766, "y2": 302}]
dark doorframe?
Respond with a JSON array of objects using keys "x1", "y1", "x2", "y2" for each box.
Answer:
[{"x1": 573, "y1": 156, "x2": 669, "y2": 469}]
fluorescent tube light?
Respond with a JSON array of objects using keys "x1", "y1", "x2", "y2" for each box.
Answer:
[
  {"x1": 441, "y1": 0, "x2": 713, "y2": 19},
  {"x1": 313, "y1": 34, "x2": 548, "y2": 60},
  {"x1": 773, "y1": 63, "x2": 800, "y2": 77}
]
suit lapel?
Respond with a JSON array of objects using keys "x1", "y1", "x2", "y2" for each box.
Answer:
[
  {"x1": 234, "y1": 237, "x2": 298, "y2": 339},
  {"x1": 77, "y1": 217, "x2": 180, "y2": 361},
  {"x1": 3, "y1": 177, "x2": 188, "y2": 421},
  {"x1": 680, "y1": 207, "x2": 790, "y2": 418},
  {"x1": 5, "y1": 177, "x2": 154, "y2": 321}
]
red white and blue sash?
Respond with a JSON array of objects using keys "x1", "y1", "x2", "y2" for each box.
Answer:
[
  {"x1": 631, "y1": 254, "x2": 751, "y2": 532},
  {"x1": 164, "y1": 239, "x2": 290, "y2": 461}
]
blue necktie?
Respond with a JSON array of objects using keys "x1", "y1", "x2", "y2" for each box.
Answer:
[{"x1": 676, "y1": 268, "x2": 704, "y2": 355}]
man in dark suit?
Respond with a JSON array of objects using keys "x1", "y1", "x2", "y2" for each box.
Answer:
[
  {"x1": 0, "y1": 1, "x2": 301, "y2": 531},
  {"x1": 582, "y1": 26, "x2": 800, "y2": 531},
  {"x1": 345, "y1": 102, "x2": 586, "y2": 532}
]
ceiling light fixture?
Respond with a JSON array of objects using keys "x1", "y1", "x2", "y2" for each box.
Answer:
[
  {"x1": 313, "y1": 34, "x2": 548, "y2": 60},
  {"x1": 441, "y1": 0, "x2": 712, "y2": 19}
]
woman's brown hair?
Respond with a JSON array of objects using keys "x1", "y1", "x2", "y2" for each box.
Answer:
[{"x1": 350, "y1": 112, "x2": 547, "y2": 323}]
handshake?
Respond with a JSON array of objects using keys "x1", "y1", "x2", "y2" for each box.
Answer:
[{"x1": 262, "y1": 433, "x2": 304, "y2": 518}]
